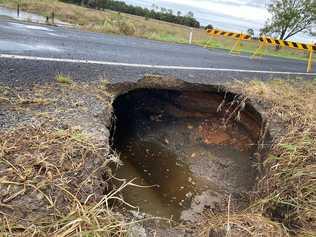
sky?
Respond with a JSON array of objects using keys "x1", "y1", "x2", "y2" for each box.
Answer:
[{"x1": 124, "y1": 0, "x2": 315, "y2": 43}]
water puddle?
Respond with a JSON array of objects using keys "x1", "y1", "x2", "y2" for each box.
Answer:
[
  {"x1": 111, "y1": 88, "x2": 265, "y2": 221},
  {"x1": 0, "y1": 39, "x2": 61, "y2": 52},
  {"x1": 116, "y1": 139, "x2": 196, "y2": 219}
]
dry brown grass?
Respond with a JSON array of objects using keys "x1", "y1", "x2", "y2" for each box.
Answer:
[
  {"x1": 200, "y1": 213, "x2": 286, "y2": 237},
  {"x1": 200, "y1": 80, "x2": 316, "y2": 236},
  {"x1": 0, "y1": 81, "x2": 137, "y2": 236},
  {"x1": 0, "y1": 124, "x2": 129, "y2": 236}
]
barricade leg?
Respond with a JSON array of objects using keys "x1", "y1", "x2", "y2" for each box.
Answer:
[
  {"x1": 230, "y1": 39, "x2": 241, "y2": 54},
  {"x1": 252, "y1": 42, "x2": 265, "y2": 59},
  {"x1": 307, "y1": 49, "x2": 313, "y2": 73}
]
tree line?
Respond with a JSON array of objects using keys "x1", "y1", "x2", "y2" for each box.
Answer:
[{"x1": 61, "y1": 0, "x2": 201, "y2": 28}]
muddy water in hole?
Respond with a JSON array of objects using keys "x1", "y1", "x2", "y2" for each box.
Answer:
[{"x1": 114, "y1": 119, "x2": 257, "y2": 220}]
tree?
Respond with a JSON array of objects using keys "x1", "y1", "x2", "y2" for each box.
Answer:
[
  {"x1": 247, "y1": 28, "x2": 254, "y2": 36},
  {"x1": 160, "y1": 7, "x2": 167, "y2": 13},
  {"x1": 205, "y1": 24, "x2": 213, "y2": 30},
  {"x1": 186, "y1": 11, "x2": 194, "y2": 18},
  {"x1": 261, "y1": 0, "x2": 315, "y2": 40}
]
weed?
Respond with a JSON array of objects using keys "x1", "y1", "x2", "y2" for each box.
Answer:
[{"x1": 55, "y1": 73, "x2": 73, "y2": 84}]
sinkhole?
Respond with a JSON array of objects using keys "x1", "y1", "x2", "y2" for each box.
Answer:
[{"x1": 110, "y1": 86, "x2": 269, "y2": 221}]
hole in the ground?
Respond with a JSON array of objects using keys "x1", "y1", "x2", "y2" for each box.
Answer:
[{"x1": 111, "y1": 87, "x2": 268, "y2": 221}]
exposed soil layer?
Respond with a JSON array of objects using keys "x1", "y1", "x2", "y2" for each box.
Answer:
[{"x1": 110, "y1": 79, "x2": 269, "y2": 222}]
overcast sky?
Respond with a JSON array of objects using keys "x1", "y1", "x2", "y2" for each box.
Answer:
[{"x1": 124, "y1": 0, "x2": 315, "y2": 43}]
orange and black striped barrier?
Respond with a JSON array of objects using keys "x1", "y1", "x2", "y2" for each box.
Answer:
[
  {"x1": 253, "y1": 37, "x2": 315, "y2": 72},
  {"x1": 205, "y1": 28, "x2": 252, "y2": 54},
  {"x1": 205, "y1": 27, "x2": 314, "y2": 73},
  {"x1": 258, "y1": 37, "x2": 316, "y2": 51},
  {"x1": 206, "y1": 29, "x2": 251, "y2": 40}
]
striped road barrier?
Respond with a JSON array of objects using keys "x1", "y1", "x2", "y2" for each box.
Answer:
[
  {"x1": 259, "y1": 37, "x2": 316, "y2": 51},
  {"x1": 206, "y1": 28, "x2": 252, "y2": 54},
  {"x1": 253, "y1": 37, "x2": 315, "y2": 72},
  {"x1": 206, "y1": 29, "x2": 252, "y2": 40}
]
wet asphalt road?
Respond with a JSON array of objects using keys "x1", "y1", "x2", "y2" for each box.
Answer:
[{"x1": 0, "y1": 19, "x2": 315, "y2": 86}]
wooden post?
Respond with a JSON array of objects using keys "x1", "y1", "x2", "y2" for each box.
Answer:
[
  {"x1": 189, "y1": 28, "x2": 193, "y2": 44},
  {"x1": 17, "y1": 3, "x2": 20, "y2": 17},
  {"x1": 51, "y1": 11, "x2": 55, "y2": 25}
]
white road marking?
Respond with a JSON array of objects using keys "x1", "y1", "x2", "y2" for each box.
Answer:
[{"x1": 0, "y1": 53, "x2": 315, "y2": 76}]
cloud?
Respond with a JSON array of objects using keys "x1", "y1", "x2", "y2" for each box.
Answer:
[{"x1": 160, "y1": 0, "x2": 269, "y2": 24}]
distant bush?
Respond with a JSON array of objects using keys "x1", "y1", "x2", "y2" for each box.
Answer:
[
  {"x1": 117, "y1": 17, "x2": 136, "y2": 35},
  {"x1": 86, "y1": 13, "x2": 136, "y2": 36},
  {"x1": 61, "y1": 0, "x2": 200, "y2": 28}
]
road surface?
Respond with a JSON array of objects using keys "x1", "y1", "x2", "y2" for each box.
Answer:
[{"x1": 0, "y1": 18, "x2": 315, "y2": 86}]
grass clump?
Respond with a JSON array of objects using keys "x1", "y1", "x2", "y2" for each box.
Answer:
[{"x1": 56, "y1": 73, "x2": 73, "y2": 84}]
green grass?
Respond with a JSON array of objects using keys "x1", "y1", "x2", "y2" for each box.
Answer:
[
  {"x1": 145, "y1": 32, "x2": 188, "y2": 44},
  {"x1": 197, "y1": 37, "x2": 312, "y2": 62},
  {"x1": 55, "y1": 73, "x2": 73, "y2": 84}
]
